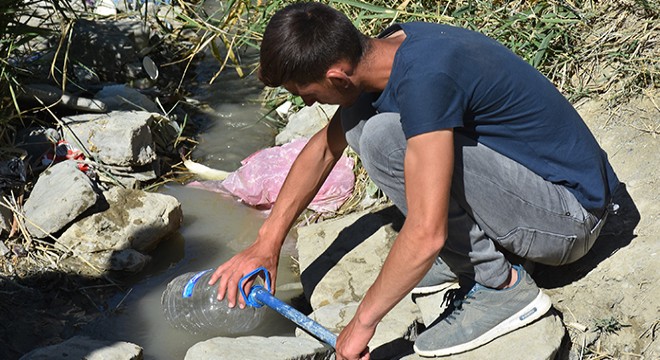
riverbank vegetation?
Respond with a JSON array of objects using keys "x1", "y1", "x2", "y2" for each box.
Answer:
[
  {"x1": 172, "y1": 0, "x2": 659, "y2": 109},
  {"x1": 2, "y1": 0, "x2": 657, "y2": 143}
]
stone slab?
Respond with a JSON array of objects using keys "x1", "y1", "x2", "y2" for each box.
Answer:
[
  {"x1": 296, "y1": 206, "x2": 403, "y2": 309},
  {"x1": 275, "y1": 103, "x2": 338, "y2": 145},
  {"x1": 20, "y1": 335, "x2": 142, "y2": 360},
  {"x1": 62, "y1": 111, "x2": 157, "y2": 167},
  {"x1": 57, "y1": 187, "x2": 182, "y2": 273},
  {"x1": 24, "y1": 160, "x2": 99, "y2": 238},
  {"x1": 185, "y1": 336, "x2": 333, "y2": 360},
  {"x1": 297, "y1": 298, "x2": 421, "y2": 359}
]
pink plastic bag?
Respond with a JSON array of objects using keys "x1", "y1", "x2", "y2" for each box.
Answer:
[{"x1": 189, "y1": 138, "x2": 354, "y2": 213}]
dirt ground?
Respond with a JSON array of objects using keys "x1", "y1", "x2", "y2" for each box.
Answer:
[{"x1": 535, "y1": 89, "x2": 659, "y2": 359}]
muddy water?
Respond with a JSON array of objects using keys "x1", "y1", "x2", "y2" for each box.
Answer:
[{"x1": 78, "y1": 55, "x2": 302, "y2": 359}]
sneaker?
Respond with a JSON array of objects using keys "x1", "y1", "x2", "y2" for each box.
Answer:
[
  {"x1": 413, "y1": 265, "x2": 552, "y2": 357},
  {"x1": 412, "y1": 257, "x2": 459, "y2": 295}
]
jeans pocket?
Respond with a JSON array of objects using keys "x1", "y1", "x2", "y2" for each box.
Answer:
[{"x1": 498, "y1": 227, "x2": 577, "y2": 266}]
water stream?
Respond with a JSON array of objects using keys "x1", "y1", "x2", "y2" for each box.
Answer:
[{"x1": 77, "y1": 52, "x2": 302, "y2": 359}]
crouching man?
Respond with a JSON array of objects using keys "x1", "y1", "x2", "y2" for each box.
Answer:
[{"x1": 210, "y1": 3, "x2": 619, "y2": 359}]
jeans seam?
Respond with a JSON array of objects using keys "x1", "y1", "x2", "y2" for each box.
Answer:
[
  {"x1": 385, "y1": 147, "x2": 406, "y2": 187},
  {"x1": 497, "y1": 227, "x2": 577, "y2": 265},
  {"x1": 463, "y1": 167, "x2": 585, "y2": 226}
]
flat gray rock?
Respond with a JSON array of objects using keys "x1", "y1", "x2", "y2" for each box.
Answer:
[
  {"x1": 57, "y1": 187, "x2": 182, "y2": 274},
  {"x1": 94, "y1": 84, "x2": 160, "y2": 113},
  {"x1": 62, "y1": 111, "x2": 157, "y2": 167},
  {"x1": 24, "y1": 160, "x2": 99, "y2": 238},
  {"x1": 295, "y1": 204, "x2": 564, "y2": 359},
  {"x1": 296, "y1": 299, "x2": 420, "y2": 359},
  {"x1": 296, "y1": 207, "x2": 402, "y2": 310},
  {"x1": 275, "y1": 103, "x2": 338, "y2": 145},
  {"x1": 20, "y1": 335, "x2": 142, "y2": 360},
  {"x1": 185, "y1": 336, "x2": 333, "y2": 360}
]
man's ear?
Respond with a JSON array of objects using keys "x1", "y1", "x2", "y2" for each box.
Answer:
[{"x1": 326, "y1": 63, "x2": 353, "y2": 89}]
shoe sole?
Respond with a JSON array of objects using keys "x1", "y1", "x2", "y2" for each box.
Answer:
[
  {"x1": 411, "y1": 281, "x2": 459, "y2": 295},
  {"x1": 413, "y1": 290, "x2": 552, "y2": 357}
]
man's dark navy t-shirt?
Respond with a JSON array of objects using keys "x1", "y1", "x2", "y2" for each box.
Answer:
[{"x1": 370, "y1": 22, "x2": 618, "y2": 212}]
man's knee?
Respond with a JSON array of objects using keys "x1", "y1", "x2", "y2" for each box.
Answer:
[{"x1": 358, "y1": 113, "x2": 405, "y2": 162}]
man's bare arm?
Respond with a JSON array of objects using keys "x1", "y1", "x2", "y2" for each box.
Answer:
[
  {"x1": 210, "y1": 111, "x2": 348, "y2": 308},
  {"x1": 336, "y1": 129, "x2": 454, "y2": 359}
]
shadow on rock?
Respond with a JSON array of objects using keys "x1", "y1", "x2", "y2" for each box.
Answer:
[
  {"x1": 371, "y1": 337, "x2": 416, "y2": 360},
  {"x1": 300, "y1": 205, "x2": 404, "y2": 301},
  {"x1": 0, "y1": 229, "x2": 185, "y2": 360},
  {"x1": 0, "y1": 270, "x2": 117, "y2": 360},
  {"x1": 534, "y1": 183, "x2": 640, "y2": 288}
]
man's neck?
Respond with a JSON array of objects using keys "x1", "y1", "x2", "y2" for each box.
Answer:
[{"x1": 355, "y1": 33, "x2": 406, "y2": 92}]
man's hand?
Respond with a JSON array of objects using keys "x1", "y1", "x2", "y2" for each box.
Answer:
[
  {"x1": 335, "y1": 316, "x2": 375, "y2": 360},
  {"x1": 208, "y1": 240, "x2": 279, "y2": 309}
]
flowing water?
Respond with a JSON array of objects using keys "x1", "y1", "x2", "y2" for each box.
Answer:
[{"x1": 77, "y1": 52, "x2": 303, "y2": 359}]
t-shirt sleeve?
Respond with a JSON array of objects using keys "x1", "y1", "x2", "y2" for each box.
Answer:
[{"x1": 397, "y1": 70, "x2": 467, "y2": 138}]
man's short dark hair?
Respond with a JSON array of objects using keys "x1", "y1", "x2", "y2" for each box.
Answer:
[{"x1": 259, "y1": 2, "x2": 369, "y2": 87}]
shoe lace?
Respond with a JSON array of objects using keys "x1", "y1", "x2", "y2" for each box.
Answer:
[{"x1": 439, "y1": 288, "x2": 474, "y2": 324}]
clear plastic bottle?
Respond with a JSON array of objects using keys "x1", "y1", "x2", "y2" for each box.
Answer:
[{"x1": 161, "y1": 269, "x2": 266, "y2": 335}]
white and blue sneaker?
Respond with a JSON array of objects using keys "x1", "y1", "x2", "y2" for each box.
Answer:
[{"x1": 413, "y1": 265, "x2": 552, "y2": 357}]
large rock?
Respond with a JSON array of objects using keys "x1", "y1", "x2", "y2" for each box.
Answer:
[
  {"x1": 295, "y1": 206, "x2": 416, "y2": 358},
  {"x1": 297, "y1": 206, "x2": 403, "y2": 309},
  {"x1": 296, "y1": 299, "x2": 421, "y2": 359},
  {"x1": 20, "y1": 335, "x2": 143, "y2": 360},
  {"x1": 57, "y1": 187, "x2": 182, "y2": 274},
  {"x1": 23, "y1": 160, "x2": 99, "y2": 238},
  {"x1": 17, "y1": 84, "x2": 107, "y2": 113},
  {"x1": 185, "y1": 336, "x2": 333, "y2": 360},
  {"x1": 275, "y1": 103, "x2": 339, "y2": 145},
  {"x1": 61, "y1": 111, "x2": 158, "y2": 167},
  {"x1": 94, "y1": 84, "x2": 160, "y2": 113}
]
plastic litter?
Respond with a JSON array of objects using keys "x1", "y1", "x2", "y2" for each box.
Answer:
[
  {"x1": 161, "y1": 266, "x2": 337, "y2": 347},
  {"x1": 189, "y1": 138, "x2": 355, "y2": 213},
  {"x1": 42, "y1": 140, "x2": 90, "y2": 173}
]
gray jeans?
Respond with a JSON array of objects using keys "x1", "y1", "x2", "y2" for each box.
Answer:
[{"x1": 342, "y1": 109, "x2": 606, "y2": 288}]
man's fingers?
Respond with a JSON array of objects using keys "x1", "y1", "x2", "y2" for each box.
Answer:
[
  {"x1": 216, "y1": 268, "x2": 232, "y2": 302},
  {"x1": 360, "y1": 348, "x2": 370, "y2": 360},
  {"x1": 238, "y1": 278, "x2": 255, "y2": 309},
  {"x1": 226, "y1": 276, "x2": 241, "y2": 308},
  {"x1": 209, "y1": 265, "x2": 225, "y2": 286},
  {"x1": 270, "y1": 273, "x2": 277, "y2": 295}
]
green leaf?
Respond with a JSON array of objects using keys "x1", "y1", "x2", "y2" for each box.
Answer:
[
  {"x1": 330, "y1": 0, "x2": 397, "y2": 15},
  {"x1": 532, "y1": 31, "x2": 554, "y2": 68}
]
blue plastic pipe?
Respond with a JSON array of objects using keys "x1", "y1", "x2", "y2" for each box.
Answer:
[{"x1": 239, "y1": 267, "x2": 338, "y2": 349}]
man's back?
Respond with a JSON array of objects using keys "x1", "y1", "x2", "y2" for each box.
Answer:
[{"x1": 371, "y1": 22, "x2": 618, "y2": 211}]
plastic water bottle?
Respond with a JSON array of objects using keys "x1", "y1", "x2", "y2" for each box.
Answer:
[{"x1": 161, "y1": 269, "x2": 266, "y2": 335}]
